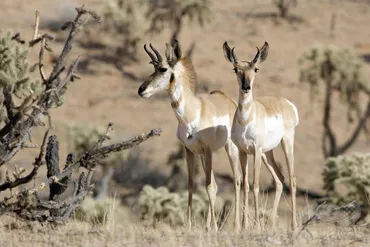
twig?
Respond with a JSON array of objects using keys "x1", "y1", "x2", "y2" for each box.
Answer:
[
  {"x1": 32, "y1": 11, "x2": 40, "y2": 40},
  {"x1": 0, "y1": 129, "x2": 49, "y2": 192}
]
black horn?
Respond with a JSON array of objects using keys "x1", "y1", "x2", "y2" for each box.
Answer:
[
  {"x1": 150, "y1": 43, "x2": 163, "y2": 62},
  {"x1": 231, "y1": 47, "x2": 238, "y2": 63},
  {"x1": 252, "y1": 46, "x2": 261, "y2": 64},
  {"x1": 144, "y1": 44, "x2": 157, "y2": 63}
]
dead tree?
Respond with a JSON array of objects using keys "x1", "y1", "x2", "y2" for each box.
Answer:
[{"x1": 0, "y1": 7, "x2": 162, "y2": 223}]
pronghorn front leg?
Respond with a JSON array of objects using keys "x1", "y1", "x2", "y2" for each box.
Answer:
[
  {"x1": 239, "y1": 150, "x2": 249, "y2": 229},
  {"x1": 253, "y1": 147, "x2": 262, "y2": 228},
  {"x1": 204, "y1": 148, "x2": 218, "y2": 231},
  {"x1": 185, "y1": 147, "x2": 195, "y2": 230},
  {"x1": 225, "y1": 141, "x2": 241, "y2": 231}
]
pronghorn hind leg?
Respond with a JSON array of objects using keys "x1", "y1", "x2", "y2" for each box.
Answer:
[
  {"x1": 266, "y1": 150, "x2": 285, "y2": 183},
  {"x1": 239, "y1": 151, "x2": 249, "y2": 229},
  {"x1": 185, "y1": 147, "x2": 195, "y2": 230},
  {"x1": 253, "y1": 148, "x2": 262, "y2": 229},
  {"x1": 225, "y1": 141, "x2": 241, "y2": 231},
  {"x1": 261, "y1": 153, "x2": 283, "y2": 229},
  {"x1": 204, "y1": 149, "x2": 218, "y2": 231},
  {"x1": 200, "y1": 155, "x2": 212, "y2": 229},
  {"x1": 281, "y1": 130, "x2": 298, "y2": 231}
]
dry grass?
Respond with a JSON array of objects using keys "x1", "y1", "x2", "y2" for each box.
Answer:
[
  {"x1": 0, "y1": 213, "x2": 369, "y2": 247},
  {"x1": 1, "y1": 195, "x2": 370, "y2": 247}
]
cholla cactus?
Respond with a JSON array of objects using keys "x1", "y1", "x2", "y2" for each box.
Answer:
[
  {"x1": 323, "y1": 152, "x2": 370, "y2": 219},
  {"x1": 299, "y1": 44, "x2": 369, "y2": 122},
  {"x1": 75, "y1": 196, "x2": 117, "y2": 225},
  {"x1": 299, "y1": 45, "x2": 370, "y2": 157},
  {"x1": 138, "y1": 185, "x2": 224, "y2": 227},
  {"x1": 67, "y1": 124, "x2": 104, "y2": 155},
  {"x1": 101, "y1": 0, "x2": 144, "y2": 61},
  {"x1": 145, "y1": 0, "x2": 212, "y2": 42},
  {"x1": 0, "y1": 30, "x2": 42, "y2": 124}
]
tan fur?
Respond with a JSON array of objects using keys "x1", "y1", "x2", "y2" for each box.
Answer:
[
  {"x1": 255, "y1": 96, "x2": 298, "y2": 129},
  {"x1": 223, "y1": 41, "x2": 299, "y2": 231},
  {"x1": 140, "y1": 47, "x2": 242, "y2": 231},
  {"x1": 179, "y1": 57, "x2": 197, "y2": 92}
]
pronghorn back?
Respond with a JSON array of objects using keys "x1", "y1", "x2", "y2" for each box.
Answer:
[
  {"x1": 198, "y1": 90, "x2": 237, "y2": 127},
  {"x1": 256, "y1": 96, "x2": 299, "y2": 129}
]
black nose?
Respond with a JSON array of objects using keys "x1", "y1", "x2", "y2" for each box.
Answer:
[
  {"x1": 242, "y1": 85, "x2": 251, "y2": 92},
  {"x1": 138, "y1": 85, "x2": 145, "y2": 96}
]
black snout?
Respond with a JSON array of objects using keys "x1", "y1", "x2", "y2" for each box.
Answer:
[
  {"x1": 138, "y1": 80, "x2": 150, "y2": 96},
  {"x1": 138, "y1": 84, "x2": 146, "y2": 96},
  {"x1": 241, "y1": 75, "x2": 251, "y2": 93}
]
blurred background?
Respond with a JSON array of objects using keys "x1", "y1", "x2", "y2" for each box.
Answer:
[{"x1": 1, "y1": 0, "x2": 370, "y2": 227}]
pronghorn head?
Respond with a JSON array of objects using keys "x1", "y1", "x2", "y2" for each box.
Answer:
[
  {"x1": 223, "y1": 41, "x2": 269, "y2": 94},
  {"x1": 138, "y1": 40, "x2": 183, "y2": 98}
]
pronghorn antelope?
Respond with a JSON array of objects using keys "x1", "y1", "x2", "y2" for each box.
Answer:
[
  {"x1": 138, "y1": 40, "x2": 241, "y2": 231},
  {"x1": 222, "y1": 41, "x2": 299, "y2": 230}
]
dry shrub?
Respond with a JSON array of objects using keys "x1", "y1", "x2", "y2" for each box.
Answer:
[{"x1": 138, "y1": 185, "x2": 224, "y2": 227}]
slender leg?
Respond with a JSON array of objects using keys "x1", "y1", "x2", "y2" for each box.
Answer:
[
  {"x1": 185, "y1": 147, "x2": 195, "y2": 230},
  {"x1": 253, "y1": 148, "x2": 262, "y2": 228},
  {"x1": 266, "y1": 150, "x2": 285, "y2": 184},
  {"x1": 204, "y1": 148, "x2": 218, "y2": 231},
  {"x1": 261, "y1": 153, "x2": 283, "y2": 228},
  {"x1": 281, "y1": 131, "x2": 298, "y2": 231},
  {"x1": 239, "y1": 151, "x2": 249, "y2": 229},
  {"x1": 225, "y1": 141, "x2": 241, "y2": 231},
  {"x1": 200, "y1": 155, "x2": 212, "y2": 229}
]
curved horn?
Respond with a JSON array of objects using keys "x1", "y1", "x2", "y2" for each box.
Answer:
[
  {"x1": 144, "y1": 44, "x2": 157, "y2": 62},
  {"x1": 150, "y1": 43, "x2": 163, "y2": 62},
  {"x1": 231, "y1": 47, "x2": 238, "y2": 63},
  {"x1": 252, "y1": 46, "x2": 261, "y2": 64}
]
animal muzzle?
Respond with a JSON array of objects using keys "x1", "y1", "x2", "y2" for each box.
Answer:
[
  {"x1": 138, "y1": 81, "x2": 150, "y2": 97},
  {"x1": 241, "y1": 77, "x2": 251, "y2": 93},
  {"x1": 241, "y1": 85, "x2": 251, "y2": 93},
  {"x1": 138, "y1": 85, "x2": 146, "y2": 96}
]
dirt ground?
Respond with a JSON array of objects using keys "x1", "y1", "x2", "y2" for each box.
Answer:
[{"x1": 0, "y1": 0, "x2": 370, "y2": 245}]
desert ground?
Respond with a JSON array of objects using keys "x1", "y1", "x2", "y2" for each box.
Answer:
[{"x1": 0, "y1": 0, "x2": 370, "y2": 246}]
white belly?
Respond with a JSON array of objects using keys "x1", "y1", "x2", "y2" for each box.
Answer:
[
  {"x1": 176, "y1": 115, "x2": 230, "y2": 154},
  {"x1": 262, "y1": 114, "x2": 284, "y2": 152},
  {"x1": 232, "y1": 114, "x2": 284, "y2": 154}
]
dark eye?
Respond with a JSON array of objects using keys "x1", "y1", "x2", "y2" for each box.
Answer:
[
  {"x1": 159, "y1": 67, "x2": 167, "y2": 73},
  {"x1": 233, "y1": 68, "x2": 238, "y2": 73},
  {"x1": 254, "y1": 68, "x2": 259, "y2": 73}
]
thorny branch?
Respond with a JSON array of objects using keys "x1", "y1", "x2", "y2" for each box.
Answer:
[{"x1": 0, "y1": 123, "x2": 162, "y2": 223}]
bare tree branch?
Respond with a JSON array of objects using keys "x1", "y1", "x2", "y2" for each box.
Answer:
[
  {"x1": 336, "y1": 100, "x2": 370, "y2": 155},
  {"x1": 45, "y1": 128, "x2": 162, "y2": 186},
  {"x1": 0, "y1": 129, "x2": 49, "y2": 192}
]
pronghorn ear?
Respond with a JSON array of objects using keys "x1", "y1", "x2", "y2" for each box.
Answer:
[
  {"x1": 223, "y1": 42, "x2": 237, "y2": 64},
  {"x1": 172, "y1": 39, "x2": 182, "y2": 59},
  {"x1": 165, "y1": 43, "x2": 174, "y2": 62},
  {"x1": 252, "y1": 41, "x2": 269, "y2": 65}
]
